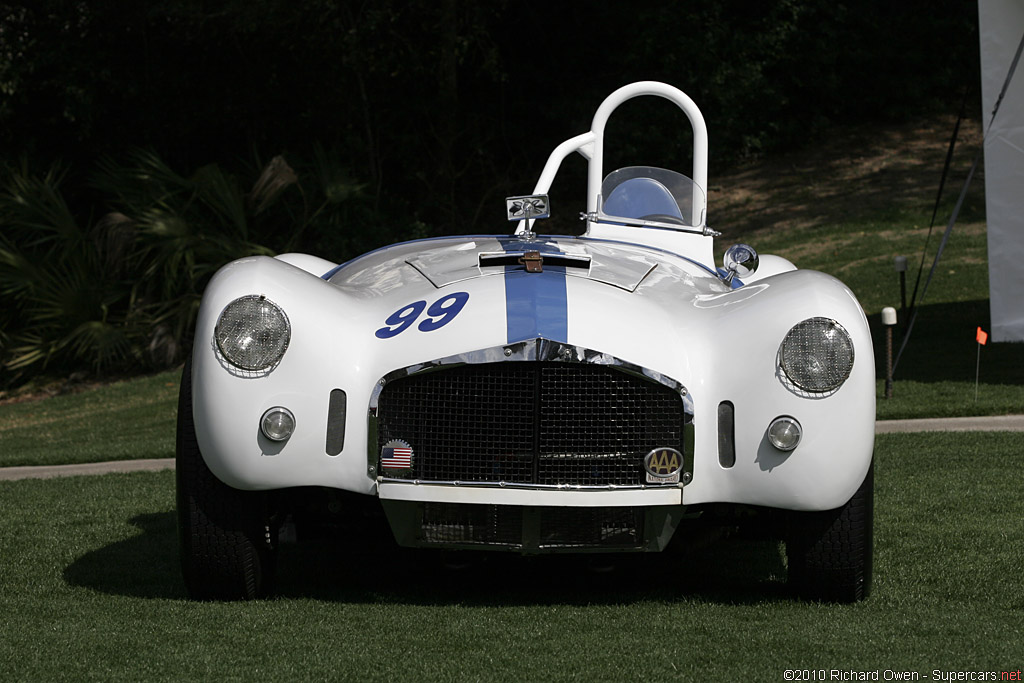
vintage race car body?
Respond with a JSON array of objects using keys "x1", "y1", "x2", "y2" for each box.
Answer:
[{"x1": 178, "y1": 82, "x2": 875, "y2": 602}]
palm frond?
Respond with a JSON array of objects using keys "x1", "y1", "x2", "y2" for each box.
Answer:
[
  {"x1": 0, "y1": 243, "x2": 44, "y2": 301},
  {"x1": 92, "y1": 149, "x2": 192, "y2": 207},
  {"x1": 191, "y1": 164, "x2": 250, "y2": 240},
  {"x1": 249, "y1": 155, "x2": 299, "y2": 215},
  {"x1": 0, "y1": 162, "x2": 84, "y2": 252},
  {"x1": 92, "y1": 211, "x2": 137, "y2": 277},
  {"x1": 65, "y1": 320, "x2": 135, "y2": 370},
  {"x1": 313, "y1": 143, "x2": 367, "y2": 205},
  {"x1": 2, "y1": 148, "x2": 305, "y2": 381}
]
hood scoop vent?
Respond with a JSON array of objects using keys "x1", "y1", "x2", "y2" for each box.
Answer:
[
  {"x1": 405, "y1": 239, "x2": 659, "y2": 292},
  {"x1": 478, "y1": 251, "x2": 591, "y2": 272}
]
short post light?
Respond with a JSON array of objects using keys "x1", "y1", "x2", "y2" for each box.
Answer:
[{"x1": 882, "y1": 306, "x2": 897, "y2": 399}]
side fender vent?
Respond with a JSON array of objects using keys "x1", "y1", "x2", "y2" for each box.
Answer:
[
  {"x1": 718, "y1": 401, "x2": 736, "y2": 468},
  {"x1": 326, "y1": 389, "x2": 347, "y2": 456}
]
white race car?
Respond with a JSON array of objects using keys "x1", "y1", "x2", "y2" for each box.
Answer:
[{"x1": 177, "y1": 81, "x2": 875, "y2": 602}]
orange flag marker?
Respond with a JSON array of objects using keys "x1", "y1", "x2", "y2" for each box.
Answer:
[{"x1": 975, "y1": 327, "x2": 988, "y2": 401}]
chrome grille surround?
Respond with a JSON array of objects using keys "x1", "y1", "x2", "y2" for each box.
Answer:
[{"x1": 368, "y1": 339, "x2": 694, "y2": 490}]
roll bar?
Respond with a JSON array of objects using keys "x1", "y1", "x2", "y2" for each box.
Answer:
[{"x1": 530, "y1": 81, "x2": 709, "y2": 228}]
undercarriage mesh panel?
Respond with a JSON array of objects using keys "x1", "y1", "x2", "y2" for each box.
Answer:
[
  {"x1": 538, "y1": 506, "x2": 644, "y2": 548},
  {"x1": 375, "y1": 362, "x2": 685, "y2": 486},
  {"x1": 419, "y1": 503, "x2": 645, "y2": 549},
  {"x1": 421, "y1": 502, "x2": 523, "y2": 547}
]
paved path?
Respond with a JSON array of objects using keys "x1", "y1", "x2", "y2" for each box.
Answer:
[
  {"x1": 0, "y1": 458, "x2": 175, "y2": 481},
  {"x1": 873, "y1": 414, "x2": 1024, "y2": 434},
  {"x1": 3, "y1": 415, "x2": 1023, "y2": 481}
]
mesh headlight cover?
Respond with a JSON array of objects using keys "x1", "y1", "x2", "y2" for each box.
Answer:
[
  {"x1": 779, "y1": 318, "x2": 854, "y2": 393},
  {"x1": 215, "y1": 295, "x2": 291, "y2": 371}
]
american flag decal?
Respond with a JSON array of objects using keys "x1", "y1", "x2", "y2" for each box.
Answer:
[{"x1": 381, "y1": 439, "x2": 414, "y2": 470}]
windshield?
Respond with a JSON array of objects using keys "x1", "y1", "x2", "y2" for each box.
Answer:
[{"x1": 599, "y1": 166, "x2": 705, "y2": 229}]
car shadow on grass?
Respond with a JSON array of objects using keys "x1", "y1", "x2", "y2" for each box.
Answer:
[
  {"x1": 275, "y1": 535, "x2": 792, "y2": 607},
  {"x1": 64, "y1": 510, "x2": 792, "y2": 605},
  {"x1": 63, "y1": 511, "x2": 185, "y2": 600}
]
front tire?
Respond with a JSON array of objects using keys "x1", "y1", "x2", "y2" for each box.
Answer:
[
  {"x1": 786, "y1": 460, "x2": 873, "y2": 602},
  {"x1": 176, "y1": 359, "x2": 276, "y2": 600}
]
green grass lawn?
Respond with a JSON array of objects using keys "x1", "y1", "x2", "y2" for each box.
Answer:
[
  {"x1": 1, "y1": 434, "x2": 1021, "y2": 681},
  {"x1": 875, "y1": 379, "x2": 1024, "y2": 420},
  {"x1": 0, "y1": 369, "x2": 180, "y2": 467}
]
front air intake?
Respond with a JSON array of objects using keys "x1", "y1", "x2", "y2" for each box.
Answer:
[{"x1": 374, "y1": 361, "x2": 687, "y2": 487}]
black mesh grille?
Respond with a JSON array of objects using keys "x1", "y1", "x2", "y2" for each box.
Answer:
[{"x1": 376, "y1": 362, "x2": 685, "y2": 486}]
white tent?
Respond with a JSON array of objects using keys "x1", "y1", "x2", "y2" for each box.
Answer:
[{"x1": 978, "y1": 0, "x2": 1024, "y2": 342}]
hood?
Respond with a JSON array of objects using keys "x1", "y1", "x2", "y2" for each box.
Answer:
[{"x1": 328, "y1": 235, "x2": 721, "y2": 296}]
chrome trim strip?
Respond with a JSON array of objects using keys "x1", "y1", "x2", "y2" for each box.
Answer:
[
  {"x1": 591, "y1": 212, "x2": 705, "y2": 235},
  {"x1": 377, "y1": 483, "x2": 683, "y2": 508},
  {"x1": 376, "y1": 477, "x2": 678, "y2": 491}
]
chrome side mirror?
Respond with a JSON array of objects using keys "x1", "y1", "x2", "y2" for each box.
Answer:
[
  {"x1": 722, "y1": 243, "x2": 759, "y2": 285},
  {"x1": 506, "y1": 194, "x2": 549, "y2": 241}
]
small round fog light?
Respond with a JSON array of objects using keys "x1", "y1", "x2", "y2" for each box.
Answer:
[
  {"x1": 261, "y1": 407, "x2": 295, "y2": 442},
  {"x1": 768, "y1": 416, "x2": 802, "y2": 451}
]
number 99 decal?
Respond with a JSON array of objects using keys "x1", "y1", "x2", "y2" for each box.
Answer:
[{"x1": 375, "y1": 292, "x2": 470, "y2": 339}]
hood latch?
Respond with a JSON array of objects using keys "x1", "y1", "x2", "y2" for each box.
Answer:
[{"x1": 518, "y1": 251, "x2": 544, "y2": 273}]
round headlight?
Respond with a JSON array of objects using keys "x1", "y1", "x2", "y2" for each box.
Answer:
[
  {"x1": 779, "y1": 318, "x2": 854, "y2": 393},
  {"x1": 215, "y1": 295, "x2": 290, "y2": 371}
]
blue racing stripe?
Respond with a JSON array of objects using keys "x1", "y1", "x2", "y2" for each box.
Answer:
[{"x1": 500, "y1": 238, "x2": 569, "y2": 344}]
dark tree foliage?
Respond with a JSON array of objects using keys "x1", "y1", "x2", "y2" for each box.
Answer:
[
  {"x1": 0, "y1": 0, "x2": 980, "y2": 382},
  {"x1": 2, "y1": 1, "x2": 979, "y2": 230}
]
